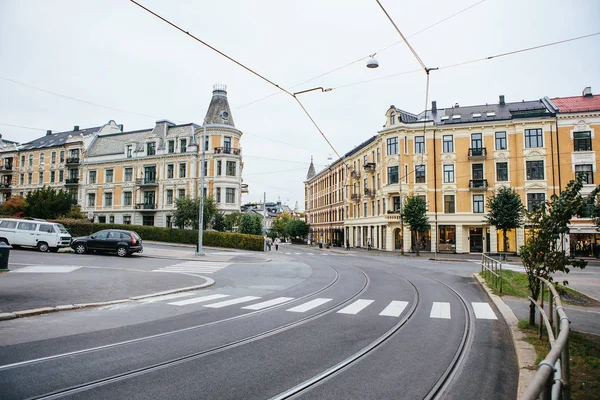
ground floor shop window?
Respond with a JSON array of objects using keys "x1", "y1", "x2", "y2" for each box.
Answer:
[
  {"x1": 411, "y1": 229, "x2": 431, "y2": 252},
  {"x1": 98, "y1": 216, "x2": 106, "y2": 224},
  {"x1": 570, "y1": 233, "x2": 600, "y2": 257},
  {"x1": 438, "y1": 225, "x2": 455, "y2": 252},
  {"x1": 496, "y1": 228, "x2": 516, "y2": 253},
  {"x1": 142, "y1": 216, "x2": 154, "y2": 226}
]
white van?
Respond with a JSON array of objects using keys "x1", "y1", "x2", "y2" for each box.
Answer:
[{"x1": 0, "y1": 218, "x2": 72, "y2": 252}]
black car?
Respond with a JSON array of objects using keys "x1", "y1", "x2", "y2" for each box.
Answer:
[{"x1": 71, "y1": 229, "x2": 143, "y2": 257}]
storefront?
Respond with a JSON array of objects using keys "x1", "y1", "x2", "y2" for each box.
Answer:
[
  {"x1": 570, "y1": 233, "x2": 600, "y2": 257},
  {"x1": 469, "y1": 227, "x2": 484, "y2": 253},
  {"x1": 411, "y1": 229, "x2": 431, "y2": 252},
  {"x1": 438, "y1": 225, "x2": 456, "y2": 253}
]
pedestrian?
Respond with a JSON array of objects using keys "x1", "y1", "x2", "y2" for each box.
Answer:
[
  {"x1": 346, "y1": 239, "x2": 350, "y2": 251},
  {"x1": 267, "y1": 238, "x2": 272, "y2": 251},
  {"x1": 367, "y1": 238, "x2": 371, "y2": 251},
  {"x1": 275, "y1": 238, "x2": 279, "y2": 251}
]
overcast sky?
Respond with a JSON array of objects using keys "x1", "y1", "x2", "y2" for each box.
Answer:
[{"x1": 1, "y1": 0, "x2": 599, "y2": 210}]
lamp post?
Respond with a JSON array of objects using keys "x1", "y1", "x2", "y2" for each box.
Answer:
[
  {"x1": 399, "y1": 163, "x2": 404, "y2": 256},
  {"x1": 197, "y1": 119, "x2": 207, "y2": 256}
]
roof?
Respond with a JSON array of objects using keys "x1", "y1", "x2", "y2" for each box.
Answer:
[
  {"x1": 20, "y1": 126, "x2": 103, "y2": 150},
  {"x1": 424, "y1": 100, "x2": 551, "y2": 126},
  {"x1": 306, "y1": 156, "x2": 316, "y2": 180},
  {"x1": 550, "y1": 95, "x2": 600, "y2": 113},
  {"x1": 204, "y1": 84, "x2": 235, "y2": 127}
]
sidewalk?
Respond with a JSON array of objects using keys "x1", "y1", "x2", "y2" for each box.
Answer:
[{"x1": 142, "y1": 242, "x2": 270, "y2": 263}]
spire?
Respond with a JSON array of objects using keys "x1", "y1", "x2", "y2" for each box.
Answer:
[
  {"x1": 306, "y1": 156, "x2": 316, "y2": 180},
  {"x1": 204, "y1": 84, "x2": 235, "y2": 127}
]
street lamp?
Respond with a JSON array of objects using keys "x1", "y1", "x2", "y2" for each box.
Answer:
[
  {"x1": 196, "y1": 119, "x2": 207, "y2": 256},
  {"x1": 366, "y1": 54, "x2": 379, "y2": 69}
]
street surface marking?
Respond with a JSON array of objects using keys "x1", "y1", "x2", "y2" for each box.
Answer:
[
  {"x1": 168, "y1": 294, "x2": 230, "y2": 306},
  {"x1": 294, "y1": 252, "x2": 301, "y2": 255},
  {"x1": 379, "y1": 301, "x2": 409, "y2": 317},
  {"x1": 13, "y1": 266, "x2": 82, "y2": 273},
  {"x1": 284, "y1": 252, "x2": 291, "y2": 255},
  {"x1": 430, "y1": 302, "x2": 451, "y2": 319},
  {"x1": 337, "y1": 299, "x2": 374, "y2": 314},
  {"x1": 140, "y1": 292, "x2": 196, "y2": 303},
  {"x1": 204, "y1": 296, "x2": 261, "y2": 308},
  {"x1": 153, "y1": 261, "x2": 229, "y2": 274},
  {"x1": 306, "y1": 253, "x2": 314, "y2": 255},
  {"x1": 287, "y1": 298, "x2": 332, "y2": 313},
  {"x1": 242, "y1": 297, "x2": 295, "y2": 310},
  {"x1": 472, "y1": 302, "x2": 498, "y2": 319}
]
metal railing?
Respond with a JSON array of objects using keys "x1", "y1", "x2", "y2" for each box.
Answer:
[
  {"x1": 481, "y1": 253, "x2": 503, "y2": 293},
  {"x1": 522, "y1": 276, "x2": 571, "y2": 400}
]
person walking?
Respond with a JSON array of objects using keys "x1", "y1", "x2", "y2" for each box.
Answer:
[
  {"x1": 367, "y1": 238, "x2": 372, "y2": 251},
  {"x1": 267, "y1": 238, "x2": 272, "y2": 251},
  {"x1": 275, "y1": 238, "x2": 279, "y2": 251},
  {"x1": 346, "y1": 239, "x2": 350, "y2": 251}
]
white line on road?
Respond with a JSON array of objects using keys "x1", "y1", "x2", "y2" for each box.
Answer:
[
  {"x1": 337, "y1": 299, "x2": 374, "y2": 314},
  {"x1": 12, "y1": 266, "x2": 82, "y2": 273},
  {"x1": 140, "y1": 292, "x2": 196, "y2": 303},
  {"x1": 379, "y1": 301, "x2": 409, "y2": 317},
  {"x1": 471, "y1": 302, "x2": 498, "y2": 319},
  {"x1": 168, "y1": 294, "x2": 230, "y2": 306},
  {"x1": 242, "y1": 297, "x2": 294, "y2": 310},
  {"x1": 430, "y1": 302, "x2": 451, "y2": 319},
  {"x1": 287, "y1": 298, "x2": 332, "y2": 313},
  {"x1": 204, "y1": 296, "x2": 261, "y2": 308}
]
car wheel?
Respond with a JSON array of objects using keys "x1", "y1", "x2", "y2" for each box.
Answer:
[
  {"x1": 37, "y1": 242, "x2": 49, "y2": 252},
  {"x1": 74, "y1": 243, "x2": 87, "y2": 254},
  {"x1": 116, "y1": 246, "x2": 128, "y2": 257}
]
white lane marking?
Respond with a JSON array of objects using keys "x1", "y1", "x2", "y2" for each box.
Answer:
[
  {"x1": 337, "y1": 299, "x2": 374, "y2": 315},
  {"x1": 168, "y1": 294, "x2": 230, "y2": 306},
  {"x1": 294, "y1": 252, "x2": 301, "y2": 255},
  {"x1": 430, "y1": 302, "x2": 451, "y2": 319},
  {"x1": 139, "y1": 292, "x2": 196, "y2": 303},
  {"x1": 287, "y1": 298, "x2": 332, "y2": 313},
  {"x1": 472, "y1": 302, "x2": 498, "y2": 320},
  {"x1": 284, "y1": 252, "x2": 291, "y2": 255},
  {"x1": 242, "y1": 297, "x2": 294, "y2": 310},
  {"x1": 13, "y1": 266, "x2": 82, "y2": 273},
  {"x1": 306, "y1": 253, "x2": 314, "y2": 256},
  {"x1": 153, "y1": 261, "x2": 229, "y2": 274},
  {"x1": 204, "y1": 296, "x2": 261, "y2": 308},
  {"x1": 379, "y1": 301, "x2": 409, "y2": 317}
]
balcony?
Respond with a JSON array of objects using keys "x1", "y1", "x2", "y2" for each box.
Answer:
[
  {"x1": 363, "y1": 162, "x2": 376, "y2": 173},
  {"x1": 468, "y1": 148, "x2": 487, "y2": 159},
  {"x1": 65, "y1": 178, "x2": 79, "y2": 185},
  {"x1": 0, "y1": 165, "x2": 13, "y2": 172},
  {"x1": 66, "y1": 157, "x2": 81, "y2": 165},
  {"x1": 241, "y1": 183, "x2": 249, "y2": 193},
  {"x1": 135, "y1": 203, "x2": 157, "y2": 210},
  {"x1": 351, "y1": 170, "x2": 361, "y2": 179},
  {"x1": 351, "y1": 193, "x2": 360, "y2": 201},
  {"x1": 469, "y1": 179, "x2": 488, "y2": 191},
  {"x1": 364, "y1": 188, "x2": 375, "y2": 198},
  {"x1": 214, "y1": 147, "x2": 241, "y2": 156},
  {"x1": 135, "y1": 178, "x2": 159, "y2": 187},
  {"x1": 385, "y1": 212, "x2": 402, "y2": 221},
  {"x1": 0, "y1": 183, "x2": 11, "y2": 190}
]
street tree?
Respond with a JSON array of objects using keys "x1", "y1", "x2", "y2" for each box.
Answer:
[
  {"x1": 24, "y1": 187, "x2": 73, "y2": 219},
  {"x1": 287, "y1": 219, "x2": 310, "y2": 239},
  {"x1": 271, "y1": 212, "x2": 292, "y2": 239},
  {"x1": 224, "y1": 212, "x2": 243, "y2": 232},
  {"x1": 173, "y1": 196, "x2": 217, "y2": 229},
  {"x1": 0, "y1": 196, "x2": 28, "y2": 218},
  {"x1": 239, "y1": 213, "x2": 263, "y2": 235},
  {"x1": 520, "y1": 178, "x2": 587, "y2": 326},
  {"x1": 485, "y1": 187, "x2": 525, "y2": 252},
  {"x1": 212, "y1": 212, "x2": 226, "y2": 232},
  {"x1": 402, "y1": 195, "x2": 429, "y2": 256}
]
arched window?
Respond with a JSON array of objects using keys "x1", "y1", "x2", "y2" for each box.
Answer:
[{"x1": 390, "y1": 113, "x2": 396, "y2": 125}]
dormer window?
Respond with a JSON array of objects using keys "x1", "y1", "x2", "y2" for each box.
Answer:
[
  {"x1": 220, "y1": 110, "x2": 230, "y2": 121},
  {"x1": 440, "y1": 116, "x2": 449, "y2": 121},
  {"x1": 487, "y1": 112, "x2": 496, "y2": 117},
  {"x1": 472, "y1": 113, "x2": 482, "y2": 118},
  {"x1": 147, "y1": 142, "x2": 156, "y2": 156},
  {"x1": 452, "y1": 115, "x2": 461, "y2": 120},
  {"x1": 180, "y1": 138, "x2": 187, "y2": 153},
  {"x1": 390, "y1": 113, "x2": 396, "y2": 125},
  {"x1": 126, "y1": 145, "x2": 133, "y2": 158}
]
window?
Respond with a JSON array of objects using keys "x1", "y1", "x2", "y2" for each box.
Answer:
[
  {"x1": 144, "y1": 166, "x2": 156, "y2": 183},
  {"x1": 178, "y1": 189, "x2": 185, "y2": 199},
  {"x1": 168, "y1": 140, "x2": 175, "y2": 154},
  {"x1": 147, "y1": 142, "x2": 156, "y2": 155},
  {"x1": 471, "y1": 133, "x2": 483, "y2": 149},
  {"x1": 40, "y1": 153, "x2": 45, "y2": 165},
  {"x1": 415, "y1": 136, "x2": 425, "y2": 153},
  {"x1": 125, "y1": 168, "x2": 133, "y2": 182},
  {"x1": 204, "y1": 135, "x2": 209, "y2": 151},
  {"x1": 363, "y1": 155, "x2": 368, "y2": 164},
  {"x1": 526, "y1": 160, "x2": 544, "y2": 180},
  {"x1": 142, "y1": 216, "x2": 154, "y2": 226},
  {"x1": 51, "y1": 152, "x2": 56, "y2": 163},
  {"x1": 28, "y1": 154, "x2": 33, "y2": 166},
  {"x1": 109, "y1": 216, "x2": 115, "y2": 224},
  {"x1": 363, "y1": 178, "x2": 368, "y2": 190},
  {"x1": 392, "y1": 196, "x2": 401, "y2": 211},
  {"x1": 59, "y1": 151, "x2": 65, "y2": 163},
  {"x1": 525, "y1": 128, "x2": 543, "y2": 148},
  {"x1": 415, "y1": 165, "x2": 426, "y2": 183},
  {"x1": 166, "y1": 190, "x2": 173, "y2": 204},
  {"x1": 123, "y1": 216, "x2": 131, "y2": 225},
  {"x1": 89, "y1": 171, "x2": 96, "y2": 184},
  {"x1": 574, "y1": 131, "x2": 592, "y2": 151},
  {"x1": 387, "y1": 137, "x2": 398, "y2": 155},
  {"x1": 167, "y1": 164, "x2": 174, "y2": 179},
  {"x1": 124, "y1": 192, "x2": 132, "y2": 206},
  {"x1": 217, "y1": 160, "x2": 222, "y2": 176},
  {"x1": 179, "y1": 163, "x2": 186, "y2": 178},
  {"x1": 376, "y1": 148, "x2": 381, "y2": 163},
  {"x1": 20, "y1": 155, "x2": 25, "y2": 166},
  {"x1": 404, "y1": 137, "x2": 408, "y2": 154},
  {"x1": 17, "y1": 221, "x2": 37, "y2": 231},
  {"x1": 105, "y1": 192, "x2": 113, "y2": 206},
  {"x1": 0, "y1": 220, "x2": 16, "y2": 229},
  {"x1": 224, "y1": 136, "x2": 231, "y2": 150},
  {"x1": 180, "y1": 138, "x2": 187, "y2": 153},
  {"x1": 527, "y1": 193, "x2": 546, "y2": 212},
  {"x1": 38, "y1": 172, "x2": 43, "y2": 184},
  {"x1": 105, "y1": 169, "x2": 114, "y2": 183},
  {"x1": 226, "y1": 188, "x2": 235, "y2": 203},
  {"x1": 98, "y1": 217, "x2": 106, "y2": 224},
  {"x1": 405, "y1": 165, "x2": 408, "y2": 183},
  {"x1": 473, "y1": 194, "x2": 484, "y2": 213},
  {"x1": 87, "y1": 193, "x2": 96, "y2": 207},
  {"x1": 443, "y1": 165, "x2": 454, "y2": 183},
  {"x1": 377, "y1": 173, "x2": 381, "y2": 189},
  {"x1": 495, "y1": 132, "x2": 507, "y2": 150},
  {"x1": 377, "y1": 200, "x2": 381, "y2": 215},
  {"x1": 39, "y1": 224, "x2": 55, "y2": 233},
  {"x1": 204, "y1": 161, "x2": 208, "y2": 176},
  {"x1": 443, "y1": 135, "x2": 454, "y2": 153},
  {"x1": 226, "y1": 161, "x2": 236, "y2": 176},
  {"x1": 127, "y1": 145, "x2": 133, "y2": 158},
  {"x1": 28, "y1": 173, "x2": 32, "y2": 184},
  {"x1": 576, "y1": 164, "x2": 594, "y2": 184},
  {"x1": 144, "y1": 191, "x2": 155, "y2": 206},
  {"x1": 444, "y1": 195, "x2": 455, "y2": 213},
  {"x1": 216, "y1": 187, "x2": 221, "y2": 203},
  {"x1": 387, "y1": 166, "x2": 398, "y2": 184},
  {"x1": 472, "y1": 164, "x2": 484, "y2": 180},
  {"x1": 50, "y1": 171, "x2": 55, "y2": 183},
  {"x1": 20, "y1": 174, "x2": 24, "y2": 185},
  {"x1": 390, "y1": 113, "x2": 395, "y2": 125},
  {"x1": 364, "y1": 202, "x2": 368, "y2": 217},
  {"x1": 59, "y1": 170, "x2": 63, "y2": 182},
  {"x1": 496, "y1": 162, "x2": 508, "y2": 181}
]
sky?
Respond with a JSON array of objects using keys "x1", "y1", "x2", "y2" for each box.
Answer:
[{"x1": 1, "y1": 0, "x2": 599, "y2": 210}]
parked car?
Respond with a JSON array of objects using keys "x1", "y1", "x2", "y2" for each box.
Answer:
[
  {"x1": 71, "y1": 229, "x2": 143, "y2": 257},
  {"x1": 0, "y1": 218, "x2": 72, "y2": 252}
]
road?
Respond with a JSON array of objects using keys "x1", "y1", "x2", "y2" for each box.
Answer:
[{"x1": 0, "y1": 244, "x2": 517, "y2": 399}]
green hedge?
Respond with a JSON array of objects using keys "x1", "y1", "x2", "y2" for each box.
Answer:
[{"x1": 53, "y1": 219, "x2": 264, "y2": 251}]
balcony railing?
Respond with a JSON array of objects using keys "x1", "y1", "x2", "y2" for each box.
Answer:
[
  {"x1": 0, "y1": 165, "x2": 13, "y2": 171},
  {"x1": 469, "y1": 179, "x2": 488, "y2": 190},
  {"x1": 364, "y1": 188, "x2": 375, "y2": 197},
  {"x1": 351, "y1": 170, "x2": 361, "y2": 179},
  {"x1": 214, "y1": 147, "x2": 241, "y2": 156},
  {"x1": 65, "y1": 178, "x2": 79, "y2": 185},
  {"x1": 351, "y1": 193, "x2": 360, "y2": 201},
  {"x1": 66, "y1": 157, "x2": 80, "y2": 165},
  {"x1": 135, "y1": 203, "x2": 157, "y2": 210},
  {"x1": 0, "y1": 183, "x2": 12, "y2": 189},
  {"x1": 385, "y1": 212, "x2": 402, "y2": 221},
  {"x1": 363, "y1": 162, "x2": 376, "y2": 173},
  {"x1": 468, "y1": 148, "x2": 487, "y2": 159},
  {"x1": 135, "y1": 178, "x2": 159, "y2": 186}
]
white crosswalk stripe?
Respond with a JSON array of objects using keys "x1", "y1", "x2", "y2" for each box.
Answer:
[
  {"x1": 430, "y1": 302, "x2": 451, "y2": 319},
  {"x1": 168, "y1": 294, "x2": 230, "y2": 306},
  {"x1": 287, "y1": 298, "x2": 332, "y2": 312},
  {"x1": 153, "y1": 261, "x2": 229, "y2": 275},
  {"x1": 472, "y1": 302, "x2": 498, "y2": 319},
  {"x1": 338, "y1": 299, "x2": 374, "y2": 315},
  {"x1": 204, "y1": 296, "x2": 261, "y2": 308},
  {"x1": 379, "y1": 301, "x2": 409, "y2": 317},
  {"x1": 242, "y1": 297, "x2": 294, "y2": 310}
]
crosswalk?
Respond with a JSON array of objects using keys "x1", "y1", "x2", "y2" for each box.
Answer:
[
  {"x1": 153, "y1": 261, "x2": 230, "y2": 275},
  {"x1": 149, "y1": 292, "x2": 498, "y2": 321}
]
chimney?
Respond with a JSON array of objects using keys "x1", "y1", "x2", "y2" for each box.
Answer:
[
  {"x1": 73, "y1": 125, "x2": 79, "y2": 131},
  {"x1": 118, "y1": 124, "x2": 124, "y2": 131},
  {"x1": 583, "y1": 86, "x2": 592, "y2": 97},
  {"x1": 499, "y1": 95, "x2": 505, "y2": 105},
  {"x1": 46, "y1": 130, "x2": 52, "y2": 136},
  {"x1": 431, "y1": 101, "x2": 437, "y2": 112}
]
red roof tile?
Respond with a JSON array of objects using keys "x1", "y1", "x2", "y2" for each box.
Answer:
[{"x1": 551, "y1": 95, "x2": 600, "y2": 113}]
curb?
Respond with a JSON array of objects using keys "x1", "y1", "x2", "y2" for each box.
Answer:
[
  {"x1": 473, "y1": 272, "x2": 537, "y2": 398},
  {"x1": 0, "y1": 279, "x2": 215, "y2": 322}
]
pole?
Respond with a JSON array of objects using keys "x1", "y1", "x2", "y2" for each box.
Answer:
[
  {"x1": 197, "y1": 121, "x2": 206, "y2": 256},
  {"x1": 399, "y1": 161, "x2": 404, "y2": 256},
  {"x1": 263, "y1": 192, "x2": 267, "y2": 251}
]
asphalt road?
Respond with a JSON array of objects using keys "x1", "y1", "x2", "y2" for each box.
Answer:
[{"x1": 0, "y1": 244, "x2": 518, "y2": 399}]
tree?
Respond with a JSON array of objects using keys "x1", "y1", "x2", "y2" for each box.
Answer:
[
  {"x1": 24, "y1": 187, "x2": 73, "y2": 219},
  {"x1": 271, "y1": 213, "x2": 292, "y2": 239},
  {"x1": 287, "y1": 219, "x2": 310, "y2": 239},
  {"x1": 520, "y1": 178, "x2": 587, "y2": 326},
  {"x1": 239, "y1": 213, "x2": 263, "y2": 235},
  {"x1": 212, "y1": 212, "x2": 226, "y2": 232},
  {"x1": 224, "y1": 212, "x2": 243, "y2": 232},
  {"x1": 66, "y1": 205, "x2": 85, "y2": 220},
  {"x1": 402, "y1": 196, "x2": 429, "y2": 256},
  {"x1": 0, "y1": 196, "x2": 28, "y2": 218},
  {"x1": 173, "y1": 196, "x2": 217, "y2": 230},
  {"x1": 485, "y1": 187, "x2": 525, "y2": 252}
]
